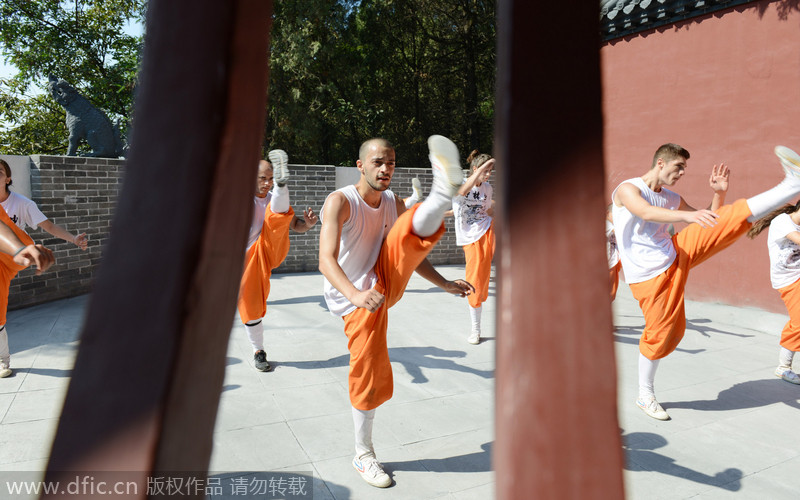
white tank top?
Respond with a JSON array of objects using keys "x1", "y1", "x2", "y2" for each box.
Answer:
[
  {"x1": 246, "y1": 193, "x2": 271, "y2": 251},
  {"x1": 611, "y1": 177, "x2": 681, "y2": 283},
  {"x1": 322, "y1": 185, "x2": 398, "y2": 316}
]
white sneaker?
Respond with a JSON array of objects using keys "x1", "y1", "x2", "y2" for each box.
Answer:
[
  {"x1": 775, "y1": 145, "x2": 800, "y2": 179},
  {"x1": 0, "y1": 362, "x2": 11, "y2": 378},
  {"x1": 411, "y1": 177, "x2": 423, "y2": 199},
  {"x1": 428, "y1": 135, "x2": 463, "y2": 196},
  {"x1": 636, "y1": 396, "x2": 670, "y2": 420},
  {"x1": 467, "y1": 330, "x2": 480, "y2": 345},
  {"x1": 775, "y1": 366, "x2": 800, "y2": 385},
  {"x1": 268, "y1": 149, "x2": 290, "y2": 185},
  {"x1": 352, "y1": 455, "x2": 391, "y2": 488}
]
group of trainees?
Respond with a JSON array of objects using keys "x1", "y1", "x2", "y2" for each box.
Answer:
[
  {"x1": 0, "y1": 158, "x2": 88, "y2": 379},
  {"x1": 607, "y1": 143, "x2": 800, "y2": 422},
  {"x1": 237, "y1": 136, "x2": 495, "y2": 488}
]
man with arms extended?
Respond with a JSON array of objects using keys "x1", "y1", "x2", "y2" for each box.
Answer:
[
  {"x1": 613, "y1": 143, "x2": 800, "y2": 420},
  {"x1": 238, "y1": 151, "x2": 318, "y2": 372},
  {"x1": 319, "y1": 136, "x2": 473, "y2": 488}
]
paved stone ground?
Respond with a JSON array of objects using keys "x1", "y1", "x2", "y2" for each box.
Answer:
[{"x1": 2, "y1": 266, "x2": 799, "y2": 499}]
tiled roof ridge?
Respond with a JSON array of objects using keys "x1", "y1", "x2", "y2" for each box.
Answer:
[{"x1": 600, "y1": 0, "x2": 757, "y2": 41}]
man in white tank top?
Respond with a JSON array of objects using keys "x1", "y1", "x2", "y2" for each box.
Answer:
[
  {"x1": 613, "y1": 143, "x2": 800, "y2": 421},
  {"x1": 238, "y1": 153, "x2": 318, "y2": 372},
  {"x1": 319, "y1": 137, "x2": 474, "y2": 488}
]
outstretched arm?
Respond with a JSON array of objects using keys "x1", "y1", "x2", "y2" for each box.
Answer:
[
  {"x1": 318, "y1": 193, "x2": 385, "y2": 312},
  {"x1": 414, "y1": 258, "x2": 474, "y2": 297},
  {"x1": 615, "y1": 182, "x2": 719, "y2": 228},
  {"x1": 0, "y1": 224, "x2": 55, "y2": 274},
  {"x1": 457, "y1": 159, "x2": 495, "y2": 197},
  {"x1": 706, "y1": 163, "x2": 729, "y2": 211},
  {"x1": 290, "y1": 206, "x2": 319, "y2": 233},
  {"x1": 38, "y1": 220, "x2": 88, "y2": 250}
]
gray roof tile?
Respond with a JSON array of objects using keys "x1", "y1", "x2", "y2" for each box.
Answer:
[{"x1": 601, "y1": 0, "x2": 757, "y2": 40}]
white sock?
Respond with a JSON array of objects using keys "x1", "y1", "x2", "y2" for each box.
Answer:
[
  {"x1": 411, "y1": 187, "x2": 451, "y2": 237},
  {"x1": 779, "y1": 346, "x2": 794, "y2": 369},
  {"x1": 469, "y1": 305, "x2": 482, "y2": 333},
  {"x1": 0, "y1": 324, "x2": 8, "y2": 367},
  {"x1": 270, "y1": 184, "x2": 290, "y2": 214},
  {"x1": 638, "y1": 353, "x2": 660, "y2": 400},
  {"x1": 244, "y1": 320, "x2": 264, "y2": 352},
  {"x1": 352, "y1": 407, "x2": 376, "y2": 459},
  {"x1": 746, "y1": 176, "x2": 800, "y2": 221},
  {"x1": 404, "y1": 192, "x2": 421, "y2": 209}
]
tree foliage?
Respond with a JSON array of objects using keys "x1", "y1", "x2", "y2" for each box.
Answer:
[
  {"x1": 267, "y1": 0, "x2": 496, "y2": 167},
  {"x1": 0, "y1": 0, "x2": 145, "y2": 155},
  {"x1": 0, "y1": 0, "x2": 495, "y2": 165}
]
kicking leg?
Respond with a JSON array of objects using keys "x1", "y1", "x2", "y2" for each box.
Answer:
[
  {"x1": 747, "y1": 146, "x2": 800, "y2": 221},
  {"x1": 412, "y1": 135, "x2": 463, "y2": 237}
]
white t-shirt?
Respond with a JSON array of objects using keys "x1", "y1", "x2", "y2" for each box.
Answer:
[
  {"x1": 452, "y1": 182, "x2": 493, "y2": 246},
  {"x1": 611, "y1": 177, "x2": 681, "y2": 283},
  {"x1": 767, "y1": 213, "x2": 800, "y2": 289},
  {"x1": 321, "y1": 185, "x2": 398, "y2": 317},
  {"x1": 606, "y1": 220, "x2": 620, "y2": 269},
  {"x1": 0, "y1": 191, "x2": 47, "y2": 231},
  {"x1": 246, "y1": 193, "x2": 272, "y2": 251}
]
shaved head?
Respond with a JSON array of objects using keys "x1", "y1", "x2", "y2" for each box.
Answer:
[{"x1": 359, "y1": 138, "x2": 394, "y2": 162}]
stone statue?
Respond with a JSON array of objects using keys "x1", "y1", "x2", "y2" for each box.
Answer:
[{"x1": 47, "y1": 76, "x2": 125, "y2": 158}]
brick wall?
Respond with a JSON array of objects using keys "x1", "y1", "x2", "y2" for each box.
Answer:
[
  {"x1": 8, "y1": 155, "x2": 124, "y2": 309},
  {"x1": 279, "y1": 165, "x2": 466, "y2": 273},
  {"x1": 8, "y1": 159, "x2": 467, "y2": 309}
]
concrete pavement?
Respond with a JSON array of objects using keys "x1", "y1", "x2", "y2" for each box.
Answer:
[{"x1": 1, "y1": 265, "x2": 799, "y2": 499}]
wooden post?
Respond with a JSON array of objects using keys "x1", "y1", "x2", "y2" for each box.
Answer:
[
  {"x1": 494, "y1": 1, "x2": 626, "y2": 498},
  {"x1": 43, "y1": 1, "x2": 273, "y2": 497}
]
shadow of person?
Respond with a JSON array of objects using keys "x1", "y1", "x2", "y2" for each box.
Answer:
[
  {"x1": 262, "y1": 294, "x2": 329, "y2": 310},
  {"x1": 276, "y1": 346, "x2": 493, "y2": 384},
  {"x1": 385, "y1": 442, "x2": 492, "y2": 474},
  {"x1": 614, "y1": 324, "x2": 704, "y2": 355},
  {"x1": 385, "y1": 346, "x2": 494, "y2": 384},
  {"x1": 664, "y1": 378, "x2": 800, "y2": 411},
  {"x1": 685, "y1": 318, "x2": 756, "y2": 339},
  {"x1": 622, "y1": 430, "x2": 742, "y2": 491}
]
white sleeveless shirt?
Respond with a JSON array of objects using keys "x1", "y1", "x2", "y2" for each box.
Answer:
[
  {"x1": 322, "y1": 185, "x2": 398, "y2": 316},
  {"x1": 246, "y1": 193, "x2": 272, "y2": 251},
  {"x1": 611, "y1": 177, "x2": 681, "y2": 283}
]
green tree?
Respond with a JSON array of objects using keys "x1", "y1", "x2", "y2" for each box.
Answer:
[
  {"x1": 0, "y1": 0, "x2": 145, "y2": 155},
  {"x1": 266, "y1": 0, "x2": 496, "y2": 167},
  {"x1": 266, "y1": 0, "x2": 364, "y2": 165}
]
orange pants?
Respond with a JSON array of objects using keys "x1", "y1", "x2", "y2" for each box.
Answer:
[
  {"x1": 343, "y1": 205, "x2": 445, "y2": 410},
  {"x1": 0, "y1": 207, "x2": 32, "y2": 325},
  {"x1": 778, "y1": 278, "x2": 800, "y2": 352},
  {"x1": 609, "y1": 261, "x2": 621, "y2": 301},
  {"x1": 629, "y1": 199, "x2": 752, "y2": 360},
  {"x1": 463, "y1": 225, "x2": 495, "y2": 308},
  {"x1": 237, "y1": 206, "x2": 294, "y2": 324}
]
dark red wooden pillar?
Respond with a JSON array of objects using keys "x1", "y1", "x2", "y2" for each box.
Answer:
[
  {"x1": 494, "y1": 1, "x2": 625, "y2": 498},
  {"x1": 43, "y1": 0, "x2": 273, "y2": 496}
]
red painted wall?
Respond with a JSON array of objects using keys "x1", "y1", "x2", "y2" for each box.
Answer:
[{"x1": 601, "y1": 1, "x2": 800, "y2": 312}]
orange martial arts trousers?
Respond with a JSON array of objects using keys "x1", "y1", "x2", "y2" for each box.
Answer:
[
  {"x1": 237, "y1": 206, "x2": 294, "y2": 325},
  {"x1": 628, "y1": 199, "x2": 752, "y2": 360},
  {"x1": 343, "y1": 205, "x2": 445, "y2": 411},
  {"x1": 778, "y1": 278, "x2": 800, "y2": 352},
  {"x1": 463, "y1": 224, "x2": 495, "y2": 308},
  {"x1": 0, "y1": 207, "x2": 33, "y2": 325},
  {"x1": 609, "y1": 261, "x2": 622, "y2": 301}
]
